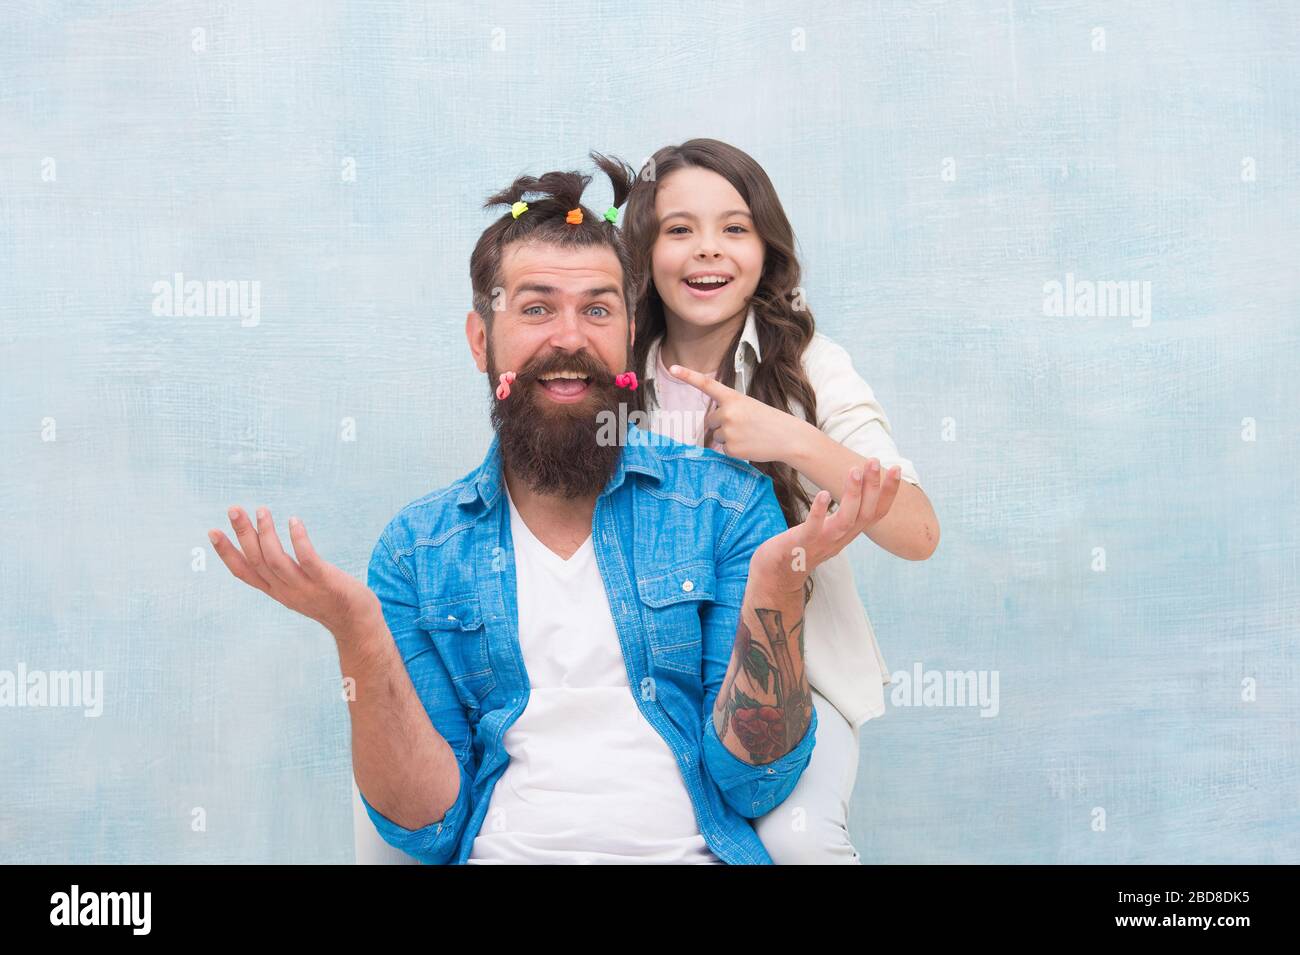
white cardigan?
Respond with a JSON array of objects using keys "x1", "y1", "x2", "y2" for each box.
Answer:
[{"x1": 640, "y1": 307, "x2": 921, "y2": 728}]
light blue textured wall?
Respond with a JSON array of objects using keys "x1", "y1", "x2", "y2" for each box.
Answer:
[{"x1": 1, "y1": 1, "x2": 1296, "y2": 863}]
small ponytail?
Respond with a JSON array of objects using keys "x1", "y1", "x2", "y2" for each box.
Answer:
[
  {"x1": 589, "y1": 151, "x2": 636, "y2": 214},
  {"x1": 483, "y1": 169, "x2": 592, "y2": 214}
]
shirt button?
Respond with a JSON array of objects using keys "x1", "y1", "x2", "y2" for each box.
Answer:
[
  {"x1": 767, "y1": 768, "x2": 776, "y2": 774},
  {"x1": 447, "y1": 615, "x2": 457, "y2": 622},
  {"x1": 681, "y1": 579, "x2": 694, "y2": 592}
]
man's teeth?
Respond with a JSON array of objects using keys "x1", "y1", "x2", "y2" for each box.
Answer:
[
  {"x1": 687, "y1": 276, "x2": 730, "y2": 286},
  {"x1": 539, "y1": 371, "x2": 590, "y2": 381}
]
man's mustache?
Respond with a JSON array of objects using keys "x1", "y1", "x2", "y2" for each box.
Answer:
[{"x1": 512, "y1": 351, "x2": 617, "y2": 387}]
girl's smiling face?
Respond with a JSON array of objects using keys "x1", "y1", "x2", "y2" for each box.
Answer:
[{"x1": 651, "y1": 166, "x2": 765, "y2": 332}]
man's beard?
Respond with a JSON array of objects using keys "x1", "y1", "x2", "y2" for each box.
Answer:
[{"x1": 487, "y1": 344, "x2": 627, "y2": 497}]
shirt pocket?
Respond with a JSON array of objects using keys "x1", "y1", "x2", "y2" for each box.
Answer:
[
  {"x1": 417, "y1": 594, "x2": 497, "y2": 713},
  {"x1": 635, "y1": 560, "x2": 715, "y2": 676}
]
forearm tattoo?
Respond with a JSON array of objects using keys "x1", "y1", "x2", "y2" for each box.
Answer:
[{"x1": 712, "y1": 607, "x2": 812, "y2": 764}]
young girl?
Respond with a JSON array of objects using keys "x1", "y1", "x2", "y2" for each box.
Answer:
[{"x1": 622, "y1": 138, "x2": 940, "y2": 864}]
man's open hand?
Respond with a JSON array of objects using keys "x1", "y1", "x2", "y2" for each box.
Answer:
[
  {"x1": 750, "y1": 461, "x2": 902, "y2": 596},
  {"x1": 208, "y1": 506, "x2": 379, "y2": 637}
]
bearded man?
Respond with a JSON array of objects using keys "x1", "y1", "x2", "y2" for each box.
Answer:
[{"x1": 210, "y1": 155, "x2": 897, "y2": 864}]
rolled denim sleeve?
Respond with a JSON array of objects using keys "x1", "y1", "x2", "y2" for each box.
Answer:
[
  {"x1": 358, "y1": 760, "x2": 473, "y2": 865},
  {"x1": 702, "y1": 693, "x2": 818, "y2": 818},
  {"x1": 700, "y1": 472, "x2": 819, "y2": 818},
  {"x1": 358, "y1": 526, "x2": 476, "y2": 865}
]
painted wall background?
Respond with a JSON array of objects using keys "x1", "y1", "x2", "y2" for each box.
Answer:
[{"x1": 1, "y1": 0, "x2": 1296, "y2": 863}]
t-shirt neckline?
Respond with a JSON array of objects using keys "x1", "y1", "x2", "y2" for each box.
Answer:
[{"x1": 505, "y1": 485, "x2": 594, "y2": 569}]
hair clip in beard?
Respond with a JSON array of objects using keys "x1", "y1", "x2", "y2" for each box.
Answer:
[
  {"x1": 614, "y1": 371, "x2": 638, "y2": 391},
  {"x1": 495, "y1": 371, "x2": 517, "y2": 400}
]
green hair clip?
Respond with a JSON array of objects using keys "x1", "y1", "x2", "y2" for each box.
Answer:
[{"x1": 603, "y1": 206, "x2": 619, "y2": 223}]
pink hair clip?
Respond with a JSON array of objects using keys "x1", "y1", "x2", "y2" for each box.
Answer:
[
  {"x1": 614, "y1": 371, "x2": 638, "y2": 391},
  {"x1": 495, "y1": 371, "x2": 517, "y2": 400}
]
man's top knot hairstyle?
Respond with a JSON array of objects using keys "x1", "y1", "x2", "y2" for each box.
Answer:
[
  {"x1": 482, "y1": 152, "x2": 634, "y2": 222},
  {"x1": 471, "y1": 152, "x2": 638, "y2": 324}
]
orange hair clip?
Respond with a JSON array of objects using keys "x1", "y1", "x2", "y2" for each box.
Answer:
[{"x1": 565, "y1": 208, "x2": 583, "y2": 224}]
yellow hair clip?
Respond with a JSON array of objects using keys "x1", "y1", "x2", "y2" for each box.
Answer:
[{"x1": 511, "y1": 201, "x2": 529, "y2": 219}]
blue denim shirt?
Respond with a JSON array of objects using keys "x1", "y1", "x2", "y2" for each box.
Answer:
[{"x1": 358, "y1": 421, "x2": 818, "y2": 864}]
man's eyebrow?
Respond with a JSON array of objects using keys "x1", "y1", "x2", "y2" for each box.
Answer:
[
  {"x1": 660, "y1": 209, "x2": 753, "y2": 221},
  {"x1": 513, "y1": 283, "x2": 622, "y2": 299}
]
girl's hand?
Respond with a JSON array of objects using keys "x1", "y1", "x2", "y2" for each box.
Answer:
[
  {"x1": 668, "y1": 363, "x2": 808, "y2": 463},
  {"x1": 750, "y1": 462, "x2": 902, "y2": 595},
  {"x1": 209, "y1": 506, "x2": 380, "y2": 638}
]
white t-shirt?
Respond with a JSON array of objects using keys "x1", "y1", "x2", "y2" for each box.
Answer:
[{"x1": 467, "y1": 486, "x2": 722, "y2": 864}]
